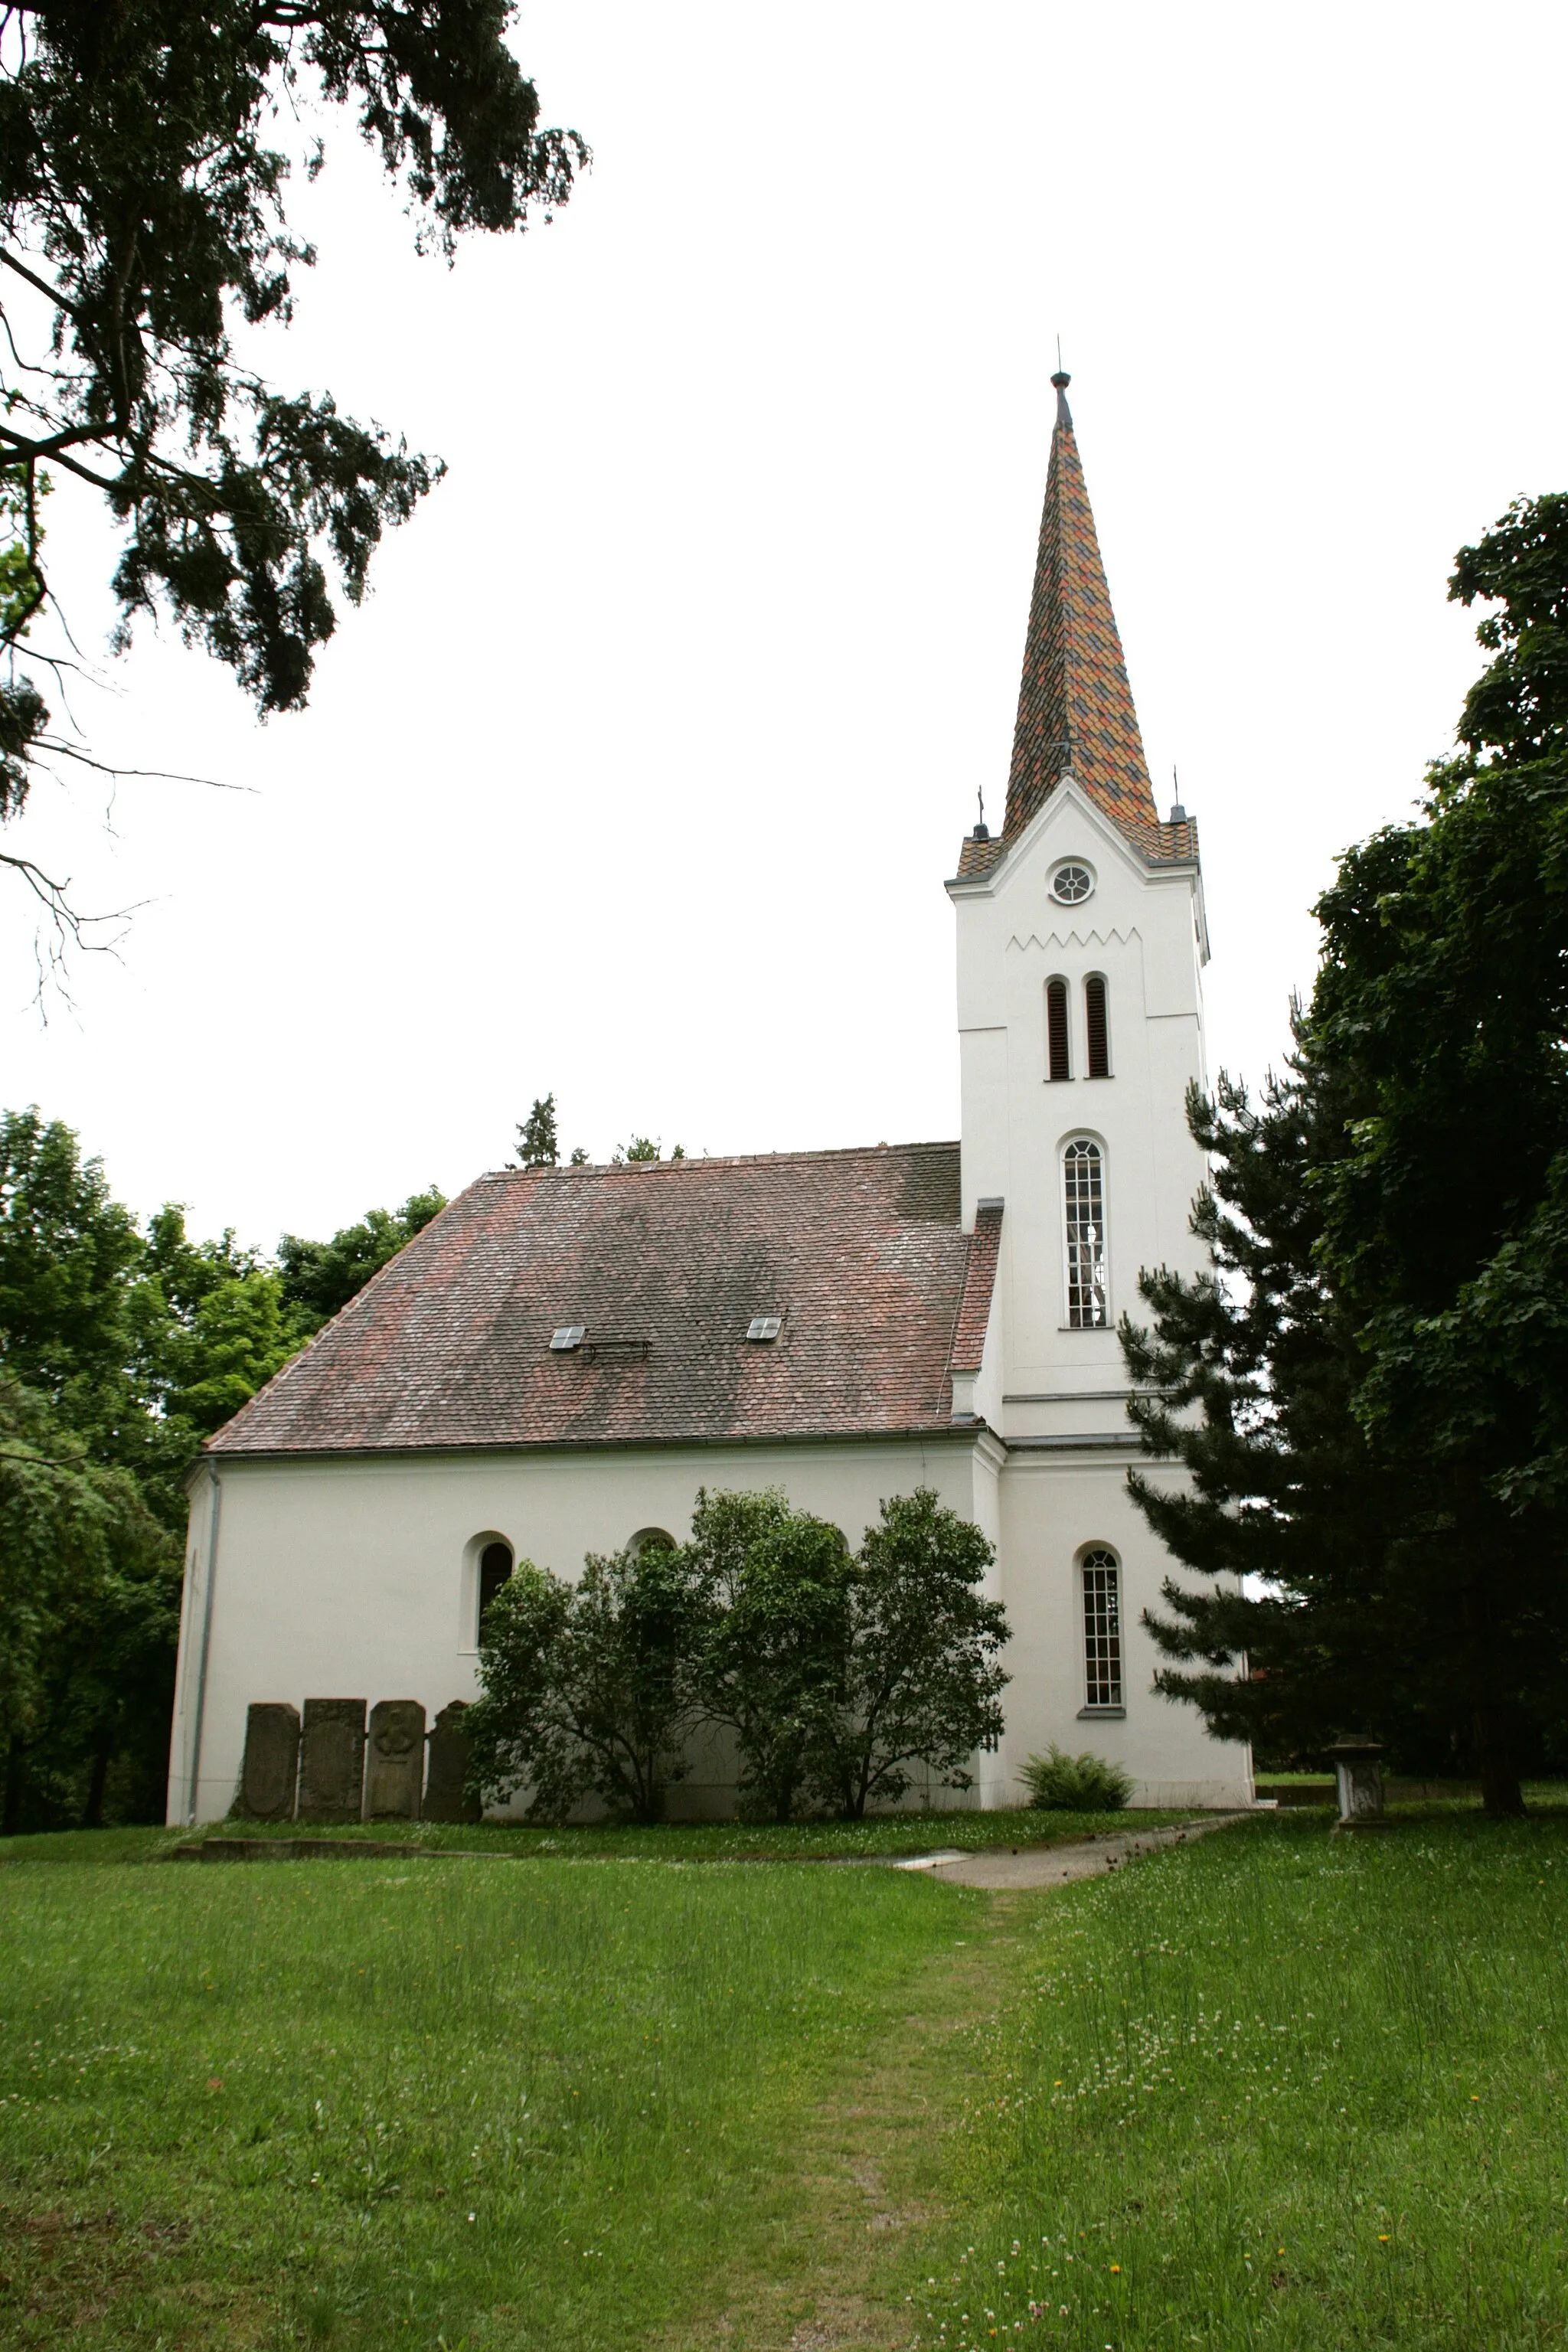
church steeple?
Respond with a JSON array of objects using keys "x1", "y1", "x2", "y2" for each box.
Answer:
[{"x1": 1002, "y1": 373, "x2": 1161, "y2": 848}]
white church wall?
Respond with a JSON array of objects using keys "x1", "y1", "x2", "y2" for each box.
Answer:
[
  {"x1": 949, "y1": 781, "x2": 1250, "y2": 1810},
  {"x1": 166, "y1": 1435, "x2": 993, "y2": 1826},
  {"x1": 995, "y1": 1449, "x2": 1253, "y2": 1809}
]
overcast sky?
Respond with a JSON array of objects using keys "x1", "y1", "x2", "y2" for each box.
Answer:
[{"x1": 5, "y1": 2, "x2": 1565, "y2": 1247}]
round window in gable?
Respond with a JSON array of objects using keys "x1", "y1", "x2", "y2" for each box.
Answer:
[{"x1": 1050, "y1": 861, "x2": 1095, "y2": 905}]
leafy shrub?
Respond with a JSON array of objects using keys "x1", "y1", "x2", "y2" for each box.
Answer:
[{"x1": 1019, "y1": 1744, "x2": 1133, "y2": 1811}]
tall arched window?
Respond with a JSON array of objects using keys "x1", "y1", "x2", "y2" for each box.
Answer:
[
  {"x1": 1046, "y1": 978, "x2": 1071, "y2": 1082},
  {"x1": 478, "y1": 1540, "x2": 514, "y2": 1632},
  {"x1": 1062, "y1": 1138, "x2": 1107, "y2": 1328},
  {"x1": 1080, "y1": 1547, "x2": 1123, "y2": 1708},
  {"x1": 1084, "y1": 973, "x2": 1110, "y2": 1078}
]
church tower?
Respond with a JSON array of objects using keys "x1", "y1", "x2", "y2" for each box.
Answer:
[{"x1": 949, "y1": 375, "x2": 1246, "y2": 1805}]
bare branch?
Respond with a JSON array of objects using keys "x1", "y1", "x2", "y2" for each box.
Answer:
[{"x1": 0, "y1": 246, "x2": 83, "y2": 320}]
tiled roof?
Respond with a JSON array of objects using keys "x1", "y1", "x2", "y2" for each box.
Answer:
[
  {"x1": 949, "y1": 1201, "x2": 1002, "y2": 1374},
  {"x1": 956, "y1": 375, "x2": 1186, "y2": 878},
  {"x1": 209, "y1": 1144, "x2": 1000, "y2": 1459},
  {"x1": 953, "y1": 809, "x2": 1199, "y2": 883}
]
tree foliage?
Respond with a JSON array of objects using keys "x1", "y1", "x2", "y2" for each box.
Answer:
[
  {"x1": 466, "y1": 1541, "x2": 706, "y2": 1824},
  {"x1": 806, "y1": 1488, "x2": 1008, "y2": 1818},
  {"x1": 1124, "y1": 492, "x2": 1568, "y2": 1814},
  {"x1": 0, "y1": 1, "x2": 585, "y2": 906},
  {"x1": 276, "y1": 1186, "x2": 444, "y2": 1324},
  {"x1": 468, "y1": 1487, "x2": 1011, "y2": 1825},
  {"x1": 684, "y1": 1488, "x2": 854, "y2": 1822},
  {"x1": 0, "y1": 1099, "x2": 450, "y2": 1825},
  {"x1": 514, "y1": 1094, "x2": 557, "y2": 1168},
  {"x1": 0, "y1": 1374, "x2": 179, "y2": 1834}
]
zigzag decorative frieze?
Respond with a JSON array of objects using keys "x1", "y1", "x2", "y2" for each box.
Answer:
[{"x1": 1005, "y1": 924, "x2": 1141, "y2": 954}]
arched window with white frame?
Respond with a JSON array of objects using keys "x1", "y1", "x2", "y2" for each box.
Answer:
[
  {"x1": 1080, "y1": 1546, "x2": 1123, "y2": 1710},
  {"x1": 1062, "y1": 1137, "x2": 1107, "y2": 1328}
]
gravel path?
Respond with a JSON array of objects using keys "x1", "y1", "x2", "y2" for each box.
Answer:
[{"x1": 885, "y1": 1812, "x2": 1250, "y2": 1890}]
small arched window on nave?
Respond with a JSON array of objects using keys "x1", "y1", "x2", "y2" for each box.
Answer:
[{"x1": 478, "y1": 1540, "x2": 514, "y2": 1635}]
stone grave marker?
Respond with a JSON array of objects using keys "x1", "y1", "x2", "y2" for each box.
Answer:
[
  {"x1": 365, "y1": 1700, "x2": 426, "y2": 1819},
  {"x1": 235, "y1": 1702, "x2": 300, "y2": 1819},
  {"x1": 423, "y1": 1700, "x2": 481, "y2": 1822},
  {"x1": 298, "y1": 1699, "x2": 367, "y2": 1823}
]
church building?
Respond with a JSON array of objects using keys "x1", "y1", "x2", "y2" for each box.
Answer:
[{"x1": 166, "y1": 376, "x2": 1253, "y2": 1824}]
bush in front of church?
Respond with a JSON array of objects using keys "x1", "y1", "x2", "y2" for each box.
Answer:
[
  {"x1": 466, "y1": 1485, "x2": 1011, "y2": 1825},
  {"x1": 1019, "y1": 1744, "x2": 1132, "y2": 1811},
  {"x1": 464, "y1": 1540, "x2": 707, "y2": 1825}
]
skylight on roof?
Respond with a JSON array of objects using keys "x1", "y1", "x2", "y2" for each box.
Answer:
[
  {"x1": 746, "y1": 1315, "x2": 782, "y2": 1342},
  {"x1": 550, "y1": 1325, "x2": 586, "y2": 1351}
]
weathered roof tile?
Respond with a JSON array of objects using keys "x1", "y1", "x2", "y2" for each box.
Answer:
[{"x1": 210, "y1": 1143, "x2": 989, "y2": 1457}]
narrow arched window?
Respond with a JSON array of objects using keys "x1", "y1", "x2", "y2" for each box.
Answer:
[
  {"x1": 1081, "y1": 1547, "x2": 1123, "y2": 1707},
  {"x1": 1084, "y1": 974, "x2": 1110, "y2": 1078},
  {"x1": 478, "y1": 1540, "x2": 514, "y2": 1632},
  {"x1": 1063, "y1": 1138, "x2": 1107, "y2": 1328},
  {"x1": 1046, "y1": 978, "x2": 1071, "y2": 1082}
]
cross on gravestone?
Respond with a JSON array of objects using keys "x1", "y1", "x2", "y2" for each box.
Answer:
[
  {"x1": 235, "y1": 1702, "x2": 300, "y2": 1820},
  {"x1": 365, "y1": 1700, "x2": 426, "y2": 1820},
  {"x1": 298, "y1": 1699, "x2": 368, "y2": 1824},
  {"x1": 423, "y1": 1700, "x2": 481, "y2": 1822}
]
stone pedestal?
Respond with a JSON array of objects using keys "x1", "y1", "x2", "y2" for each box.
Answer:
[
  {"x1": 299, "y1": 1699, "x2": 367, "y2": 1824},
  {"x1": 423, "y1": 1700, "x2": 481, "y2": 1823},
  {"x1": 365, "y1": 1700, "x2": 426, "y2": 1820},
  {"x1": 1326, "y1": 1735, "x2": 1390, "y2": 1831},
  {"x1": 235, "y1": 1703, "x2": 300, "y2": 1819}
]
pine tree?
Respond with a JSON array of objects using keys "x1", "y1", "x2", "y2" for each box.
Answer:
[
  {"x1": 1125, "y1": 494, "x2": 1568, "y2": 1814},
  {"x1": 515, "y1": 1096, "x2": 559, "y2": 1168}
]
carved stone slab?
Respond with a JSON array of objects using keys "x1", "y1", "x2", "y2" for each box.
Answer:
[
  {"x1": 235, "y1": 1702, "x2": 300, "y2": 1820},
  {"x1": 423, "y1": 1700, "x2": 481, "y2": 1822},
  {"x1": 298, "y1": 1699, "x2": 367, "y2": 1824},
  {"x1": 364, "y1": 1700, "x2": 426, "y2": 1820}
]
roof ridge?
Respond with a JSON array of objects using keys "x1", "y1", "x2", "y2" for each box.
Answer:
[{"x1": 479, "y1": 1139, "x2": 961, "y2": 1178}]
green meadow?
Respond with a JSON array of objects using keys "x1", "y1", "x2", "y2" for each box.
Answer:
[
  {"x1": 2, "y1": 1809, "x2": 1566, "y2": 2348},
  {"x1": 916, "y1": 1808, "x2": 1568, "y2": 2352}
]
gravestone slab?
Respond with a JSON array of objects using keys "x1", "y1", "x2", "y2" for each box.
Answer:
[
  {"x1": 235, "y1": 1702, "x2": 300, "y2": 1820},
  {"x1": 423, "y1": 1700, "x2": 481, "y2": 1822},
  {"x1": 365, "y1": 1700, "x2": 426, "y2": 1820},
  {"x1": 298, "y1": 1699, "x2": 367, "y2": 1824}
]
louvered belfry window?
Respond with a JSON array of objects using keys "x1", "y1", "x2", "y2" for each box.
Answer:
[
  {"x1": 1082, "y1": 1549, "x2": 1122, "y2": 1707},
  {"x1": 1084, "y1": 974, "x2": 1109, "y2": 1078},
  {"x1": 1047, "y1": 978, "x2": 1071, "y2": 1081},
  {"x1": 1063, "y1": 1138, "x2": 1107, "y2": 1327}
]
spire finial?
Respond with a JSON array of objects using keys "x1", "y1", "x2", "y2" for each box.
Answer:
[
  {"x1": 972, "y1": 786, "x2": 989, "y2": 842},
  {"x1": 1050, "y1": 344, "x2": 1072, "y2": 427}
]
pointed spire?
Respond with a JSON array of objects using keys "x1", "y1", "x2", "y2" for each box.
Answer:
[{"x1": 1002, "y1": 375, "x2": 1159, "y2": 848}]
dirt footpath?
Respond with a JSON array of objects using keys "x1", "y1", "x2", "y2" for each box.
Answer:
[{"x1": 889, "y1": 1812, "x2": 1250, "y2": 1890}]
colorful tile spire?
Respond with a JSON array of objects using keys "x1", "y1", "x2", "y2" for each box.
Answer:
[{"x1": 1002, "y1": 374, "x2": 1161, "y2": 847}]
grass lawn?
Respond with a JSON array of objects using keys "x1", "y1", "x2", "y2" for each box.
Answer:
[
  {"x1": 0, "y1": 1844, "x2": 981, "y2": 2347},
  {"x1": 0, "y1": 1805, "x2": 1203, "y2": 1869},
  {"x1": 4, "y1": 1808, "x2": 1566, "y2": 2350},
  {"x1": 912, "y1": 1808, "x2": 1568, "y2": 2352}
]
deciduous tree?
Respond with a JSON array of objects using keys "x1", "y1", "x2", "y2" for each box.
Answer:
[
  {"x1": 466, "y1": 1541, "x2": 705, "y2": 1824},
  {"x1": 0, "y1": 1, "x2": 585, "y2": 930}
]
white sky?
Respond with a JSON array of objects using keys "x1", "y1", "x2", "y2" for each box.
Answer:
[{"x1": 4, "y1": 2, "x2": 1565, "y2": 1248}]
